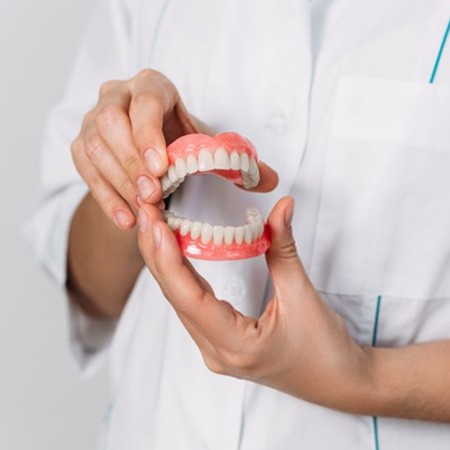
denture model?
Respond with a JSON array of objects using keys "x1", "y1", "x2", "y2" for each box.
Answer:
[{"x1": 160, "y1": 132, "x2": 271, "y2": 260}]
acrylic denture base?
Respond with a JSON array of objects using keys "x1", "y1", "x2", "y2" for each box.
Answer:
[{"x1": 160, "y1": 132, "x2": 270, "y2": 261}]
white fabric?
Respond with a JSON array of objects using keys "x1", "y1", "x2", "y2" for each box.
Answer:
[{"x1": 25, "y1": 0, "x2": 450, "y2": 448}]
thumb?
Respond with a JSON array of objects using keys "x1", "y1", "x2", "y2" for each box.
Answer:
[{"x1": 265, "y1": 197, "x2": 309, "y2": 290}]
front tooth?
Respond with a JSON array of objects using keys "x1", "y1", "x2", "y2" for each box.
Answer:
[
  {"x1": 200, "y1": 223, "x2": 213, "y2": 244},
  {"x1": 168, "y1": 166, "x2": 178, "y2": 183},
  {"x1": 198, "y1": 148, "x2": 215, "y2": 171},
  {"x1": 190, "y1": 221, "x2": 202, "y2": 239},
  {"x1": 234, "y1": 226, "x2": 244, "y2": 245},
  {"x1": 180, "y1": 219, "x2": 192, "y2": 236},
  {"x1": 214, "y1": 147, "x2": 231, "y2": 169},
  {"x1": 224, "y1": 226, "x2": 235, "y2": 245},
  {"x1": 230, "y1": 151, "x2": 240, "y2": 170},
  {"x1": 243, "y1": 225, "x2": 252, "y2": 244},
  {"x1": 240, "y1": 153, "x2": 250, "y2": 172},
  {"x1": 213, "y1": 226, "x2": 224, "y2": 245},
  {"x1": 186, "y1": 155, "x2": 198, "y2": 174},
  {"x1": 175, "y1": 158, "x2": 187, "y2": 178}
]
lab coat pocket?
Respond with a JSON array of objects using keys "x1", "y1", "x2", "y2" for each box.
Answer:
[{"x1": 310, "y1": 76, "x2": 450, "y2": 299}]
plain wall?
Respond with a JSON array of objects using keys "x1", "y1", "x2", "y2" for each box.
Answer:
[{"x1": 0, "y1": 1, "x2": 109, "y2": 449}]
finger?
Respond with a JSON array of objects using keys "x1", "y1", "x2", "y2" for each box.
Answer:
[
  {"x1": 265, "y1": 197, "x2": 309, "y2": 292},
  {"x1": 95, "y1": 102, "x2": 162, "y2": 204},
  {"x1": 137, "y1": 205, "x2": 238, "y2": 339},
  {"x1": 129, "y1": 73, "x2": 175, "y2": 177},
  {"x1": 72, "y1": 143, "x2": 135, "y2": 229},
  {"x1": 83, "y1": 127, "x2": 140, "y2": 209}
]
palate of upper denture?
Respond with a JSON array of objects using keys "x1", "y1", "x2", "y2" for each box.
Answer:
[{"x1": 160, "y1": 132, "x2": 271, "y2": 261}]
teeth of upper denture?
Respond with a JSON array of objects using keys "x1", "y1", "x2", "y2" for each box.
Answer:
[
  {"x1": 160, "y1": 148, "x2": 259, "y2": 198},
  {"x1": 163, "y1": 208, "x2": 265, "y2": 245}
]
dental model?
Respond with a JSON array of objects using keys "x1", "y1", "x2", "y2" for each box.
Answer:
[{"x1": 160, "y1": 132, "x2": 271, "y2": 260}]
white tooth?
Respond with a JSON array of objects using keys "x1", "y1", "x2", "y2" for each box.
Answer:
[
  {"x1": 168, "y1": 216, "x2": 182, "y2": 230},
  {"x1": 161, "y1": 175, "x2": 171, "y2": 192},
  {"x1": 240, "y1": 153, "x2": 249, "y2": 172},
  {"x1": 249, "y1": 157, "x2": 260, "y2": 185},
  {"x1": 163, "y1": 210, "x2": 174, "y2": 220},
  {"x1": 224, "y1": 226, "x2": 235, "y2": 245},
  {"x1": 198, "y1": 148, "x2": 215, "y2": 171},
  {"x1": 234, "y1": 226, "x2": 244, "y2": 245},
  {"x1": 190, "y1": 221, "x2": 202, "y2": 239},
  {"x1": 168, "y1": 166, "x2": 178, "y2": 183},
  {"x1": 180, "y1": 219, "x2": 192, "y2": 236},
  {"x1": 230, "y1": 151, "x2": 240, "y2": 170},
  {"x1": 244, "y1": 225, "x2": 252, "y2": 244},
  {"x1": 257, "y1": 221, "x2": 264, "y2": 237},
  {"x1": 246, "y1": 207, "x2": 261, "y2": 222},
  {"x1": 214, "y1": 147, "x2": 231, "y2": 169},
  {"x1": 212, "y1": 226, "x2": 224, "y2": 245},
  {"x1": 200, "y1": 223, "x2": 213, "y2": 244},
  {"x1": 186, "y1": 155, "x2": 198, "y2": 174},
  {"x1": 175, "y1": 158, "x2": 187, "y2": 178},
  {"x1": 250, "y1": 222, "x2": 260, "y2": 240}
]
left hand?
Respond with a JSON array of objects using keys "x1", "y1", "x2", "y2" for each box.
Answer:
[{"x1": 137, "y1": 197, "x2": 374, "y2": 413}]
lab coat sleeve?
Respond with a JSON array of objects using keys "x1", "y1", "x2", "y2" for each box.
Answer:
[{"x1": 23, "y1": 0, "x2": 135, "y2": 377}]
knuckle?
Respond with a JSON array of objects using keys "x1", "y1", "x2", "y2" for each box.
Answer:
[
  {"x1": 132, "y1": 90, "x2": 161, "y2": 110},
  {"x1": 95, "y1": 104, "x2": 123, "y2": 131},
  {"x1": 203, "y1": 355, "x2": 227, "y2": 375},
  {"x1": 277, "y1": 238, "x2": 299, "y2": 260},
  {"x1": 85, "y1": 135, "x2": 107, "y2": 159},
  {"x1": 121, "y1": 152, "x2": 141, "y2": 174},
  {"x1": 99, "y1": 79, "x2": 121, "y2": 97},
  {"x1": 135, "y1": 68, "x2": 156, "y2": 80}
]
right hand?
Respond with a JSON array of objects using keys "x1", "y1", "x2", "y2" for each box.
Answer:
[{"x1": 71, "y1": 69, "x2": 203, "y2": 230}]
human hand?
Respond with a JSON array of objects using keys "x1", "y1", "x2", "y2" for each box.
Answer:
[
  {"x1": 137, "y1": 197, "x2": 373, "y2": 413},
  {"x1": 71, "y1": 69, "x2": 205, "y2": 230},
  {"x1": 71, "y1": 69, "x2": 278, "y2": 231}
]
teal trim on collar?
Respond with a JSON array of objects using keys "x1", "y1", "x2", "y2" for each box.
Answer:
[{"x1": 430, "y1": 18, "x2": 450, "y2": 84}]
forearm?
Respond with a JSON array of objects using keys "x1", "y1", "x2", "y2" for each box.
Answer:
[
  {"x1": 67, "y1": 193, "x2": 144, "y2": 318},
  {"x1": 361, "y1": 341, "x2": 450, "y2": 422}
]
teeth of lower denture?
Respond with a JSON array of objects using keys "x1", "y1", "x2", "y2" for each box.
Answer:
[
  {"x1": 162, "y1": 208, "x2": 265, "y2": 245},
  {"x1": 160, "y1": 148, "x2": 260, "y2": 198}
]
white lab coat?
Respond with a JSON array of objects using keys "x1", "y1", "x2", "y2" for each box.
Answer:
[{"x1": 25, "y1": 0, "x2": 450, "y2": 448}]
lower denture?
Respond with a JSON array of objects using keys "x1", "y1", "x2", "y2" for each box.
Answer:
[{"x1": 159, "y1": 132, "x2": 271, "y2": 261}]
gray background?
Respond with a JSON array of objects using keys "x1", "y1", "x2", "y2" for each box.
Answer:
[{"x1": 1, "y1": 0, "x2": 109, "y2": 448}]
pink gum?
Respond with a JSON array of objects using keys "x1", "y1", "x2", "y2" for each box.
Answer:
[
  {"x1": 165, "y1": 132, "x2": 258, "y2": 165},
  {"x1": 174, "y1": 225, "x2": 271, "y2": 261}
]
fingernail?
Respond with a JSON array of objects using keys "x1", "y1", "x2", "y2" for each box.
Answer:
[
  {"x1": 137, "y1": 176, "x2": 156, "y2": 200},
  {"x1": 284, "y1": 203, "x2": 294, "y2": 229},
  {"x1": 138, "y1": 208, "x2": 148, "y2": 232},
  {"x1": 153, "y1": 223, "x2": 162, "y2": 248},
  {"x1": 144, "y1": 148, "x2": 163, "y2": 175},
  {"x1": 114, "y1": 209, "x2": 132, "y2": 229}
]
